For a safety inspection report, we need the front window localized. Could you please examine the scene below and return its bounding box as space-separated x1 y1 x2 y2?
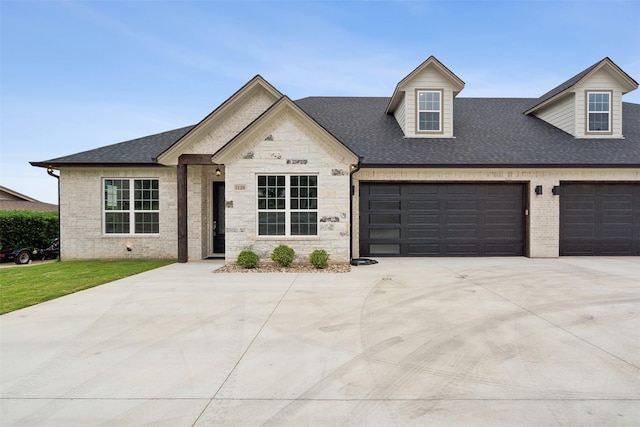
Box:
587 91 611 132
257 175 318 236
417 90 441 132
104 179 159 234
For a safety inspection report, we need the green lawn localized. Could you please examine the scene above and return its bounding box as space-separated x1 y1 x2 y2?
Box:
0 259 176 314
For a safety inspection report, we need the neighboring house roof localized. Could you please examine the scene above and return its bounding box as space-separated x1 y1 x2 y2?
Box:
524 57 639 115
0 185 39 202
0 186 58 212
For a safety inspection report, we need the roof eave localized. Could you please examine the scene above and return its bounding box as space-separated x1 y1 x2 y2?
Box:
30 161 166 169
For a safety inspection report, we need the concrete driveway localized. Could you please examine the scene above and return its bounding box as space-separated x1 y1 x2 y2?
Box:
1 257 639 426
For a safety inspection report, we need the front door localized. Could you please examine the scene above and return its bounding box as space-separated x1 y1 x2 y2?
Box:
213 182 225 254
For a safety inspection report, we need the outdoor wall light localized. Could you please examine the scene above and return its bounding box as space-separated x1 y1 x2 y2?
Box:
535 185 543 195
552 186 560 196
46 165 59 179
126 244 132 252
215 167 222 177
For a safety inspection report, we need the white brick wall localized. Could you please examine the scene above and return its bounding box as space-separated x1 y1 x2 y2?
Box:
224 114 353 264
353 167 640 258
59 167 178 260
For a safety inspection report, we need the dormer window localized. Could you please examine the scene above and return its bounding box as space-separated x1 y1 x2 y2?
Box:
587 91 611 133
417 90 442 132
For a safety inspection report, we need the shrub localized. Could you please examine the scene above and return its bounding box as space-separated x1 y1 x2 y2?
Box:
309 249 329 269
236 250 260 268
0 210 59 250
270 244 295 267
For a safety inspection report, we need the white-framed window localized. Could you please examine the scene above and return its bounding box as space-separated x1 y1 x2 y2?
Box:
417 90 442 132
587 91 611 132
104 178 159 234
257 175 318 236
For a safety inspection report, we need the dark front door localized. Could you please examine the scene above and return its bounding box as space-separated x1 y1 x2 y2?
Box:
213 182 225 254
360 183 526 257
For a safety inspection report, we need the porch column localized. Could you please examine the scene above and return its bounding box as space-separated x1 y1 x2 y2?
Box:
177 163 188 262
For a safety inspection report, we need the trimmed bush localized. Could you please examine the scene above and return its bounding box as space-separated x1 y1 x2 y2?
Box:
309 249 329 269
0 210 58 250
270 244 295 267
236 250 259 268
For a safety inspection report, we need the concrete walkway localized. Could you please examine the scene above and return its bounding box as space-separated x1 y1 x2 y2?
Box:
1 257 639 426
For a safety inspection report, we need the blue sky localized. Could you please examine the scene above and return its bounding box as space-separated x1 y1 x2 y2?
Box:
1 0 639 204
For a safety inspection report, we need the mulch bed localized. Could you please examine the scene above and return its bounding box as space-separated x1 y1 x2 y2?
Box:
214 263 351 273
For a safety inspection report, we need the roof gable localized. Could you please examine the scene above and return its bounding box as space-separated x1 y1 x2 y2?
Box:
525 57 638 115
212 96 358 165
386 56 465 114
0 185 38 202
156 75 282 165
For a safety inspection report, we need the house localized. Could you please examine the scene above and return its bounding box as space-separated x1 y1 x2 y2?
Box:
0 185 58 213
31 56 640 262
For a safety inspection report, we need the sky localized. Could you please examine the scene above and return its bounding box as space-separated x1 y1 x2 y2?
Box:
1 0 639 204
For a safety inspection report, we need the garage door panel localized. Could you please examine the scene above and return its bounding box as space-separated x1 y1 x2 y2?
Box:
369 229 400 239
361 183 525 257
369 200 400 210
369 244 401 255
560 183 640 256
370 214 400 224
407 228 439 239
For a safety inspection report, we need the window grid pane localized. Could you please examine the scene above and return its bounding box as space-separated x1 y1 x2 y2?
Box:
290 175 317 211
258 175 286 212
291 212 318 236
135 212 159 234
104 179 130 211
258 212 285 235
105 212 130 234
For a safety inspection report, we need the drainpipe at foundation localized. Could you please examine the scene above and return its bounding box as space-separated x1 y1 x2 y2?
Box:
349 161 360 263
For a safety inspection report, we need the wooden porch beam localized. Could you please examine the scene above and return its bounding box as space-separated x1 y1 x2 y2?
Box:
177 164 188 263
178 154 213 165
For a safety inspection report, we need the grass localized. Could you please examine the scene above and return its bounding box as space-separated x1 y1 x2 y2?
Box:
0 259 176 315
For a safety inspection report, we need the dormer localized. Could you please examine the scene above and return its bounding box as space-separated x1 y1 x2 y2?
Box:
386 56 464 138
524 58 638 139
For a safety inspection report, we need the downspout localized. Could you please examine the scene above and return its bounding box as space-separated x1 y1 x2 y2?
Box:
47 165 61 261
349 161 361 263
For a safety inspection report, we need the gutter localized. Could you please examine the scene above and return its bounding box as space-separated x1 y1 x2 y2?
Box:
46 165 61 261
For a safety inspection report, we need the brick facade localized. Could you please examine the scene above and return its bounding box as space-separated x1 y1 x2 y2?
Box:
223 113 353 264
59 167 178 260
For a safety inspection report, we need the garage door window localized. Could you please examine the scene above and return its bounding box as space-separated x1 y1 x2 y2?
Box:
257 175 317 236
104 179 159 234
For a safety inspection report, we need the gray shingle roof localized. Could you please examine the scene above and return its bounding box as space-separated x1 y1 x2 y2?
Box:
294 97 640 167
31 125 195 167
33 98 640 168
